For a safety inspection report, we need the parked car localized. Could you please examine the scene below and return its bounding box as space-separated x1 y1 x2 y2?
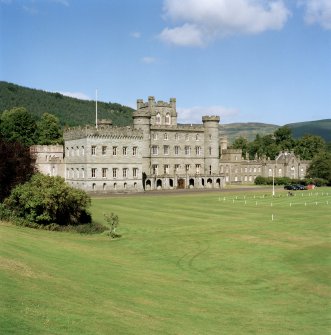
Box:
284 184 306 190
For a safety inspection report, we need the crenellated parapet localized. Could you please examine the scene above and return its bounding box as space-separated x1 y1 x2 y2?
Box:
64 125 143 141
202 116 220 123
150 124 204 132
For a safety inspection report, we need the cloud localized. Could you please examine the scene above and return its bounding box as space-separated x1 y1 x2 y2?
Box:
159 0 290 46
131 32 141 38
60 91 91 100
141 56 157 64
177 105 240 123
299 0 331 29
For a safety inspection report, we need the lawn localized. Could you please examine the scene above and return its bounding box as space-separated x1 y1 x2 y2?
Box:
1 188 330 334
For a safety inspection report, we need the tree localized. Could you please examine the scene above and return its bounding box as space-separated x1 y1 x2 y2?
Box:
36 113 63 145
274 126 295 151
306 151 331 184
295 135 326 160
0 139 35 202
0 107 37 146
4 173 92 226
231 136 249 158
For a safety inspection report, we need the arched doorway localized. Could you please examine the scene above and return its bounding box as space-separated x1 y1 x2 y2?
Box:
189 178 195 188
216 178 220 188
169 179 174 188
207 178 212 188
156 179 162 189
177 178 185 189
146 179 151 190
201 178 205 187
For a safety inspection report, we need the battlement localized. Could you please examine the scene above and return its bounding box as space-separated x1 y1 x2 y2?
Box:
136 96 176 111
202 116 220 123
150 124 204 132
63 125 143 141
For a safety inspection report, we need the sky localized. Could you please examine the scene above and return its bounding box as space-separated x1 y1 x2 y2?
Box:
1 0 330 125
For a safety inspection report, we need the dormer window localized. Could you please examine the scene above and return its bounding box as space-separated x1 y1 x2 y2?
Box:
156 113 161 125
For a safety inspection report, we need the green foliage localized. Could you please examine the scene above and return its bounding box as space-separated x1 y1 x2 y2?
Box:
0 107 37 145
306 151 331 184
4 173 92 226
104 212 121 238
0 139 36 202
230 136 248 157
36 113 63 145
254 176 292 185
294 134 326 160
0 81 134 127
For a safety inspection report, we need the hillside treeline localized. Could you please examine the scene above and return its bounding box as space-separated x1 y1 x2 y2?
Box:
0 81 133 127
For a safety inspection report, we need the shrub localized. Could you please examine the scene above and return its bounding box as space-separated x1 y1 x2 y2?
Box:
4 173 92 226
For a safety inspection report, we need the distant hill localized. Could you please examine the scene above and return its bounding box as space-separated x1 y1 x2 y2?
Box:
221 119 331 144
285 119 331 142
0 81 134 127
221 123 279 143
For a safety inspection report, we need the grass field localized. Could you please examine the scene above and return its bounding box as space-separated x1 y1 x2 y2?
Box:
1 188 330 334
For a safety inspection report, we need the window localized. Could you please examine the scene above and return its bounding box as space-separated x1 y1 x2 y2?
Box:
152 133 158 140
164 133 168 140
196 164 201 174
175 133 179 140
76 146 80 156
112 168 118 178
209 134 212 140
71 168 74 178
175 164 180 173
174 146 180 155
66 168 69 178
156 112 161 124
91 146 96 156
133 147 137 156
91 168 96 178
165 113 171 125
185 146 191 155
81 146 85 156
66 147 69 157
164 145 169 155
268 168 272 177
164 164 169 174
185 134 189 141
209 147 212 155
71 147 74 156
123 147 127 156
152 164 158 175
185 164 190 172
209 165 212 175
123 168 128 178
196 134 199 141
195 146 201 156
133 168 138 178
76 168 79 178
151 145 159 155
102 168 107 178
102 146 107 155
81 168 85 178
113 146 117 156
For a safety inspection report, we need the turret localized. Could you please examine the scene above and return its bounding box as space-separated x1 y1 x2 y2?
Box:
203 116 220 175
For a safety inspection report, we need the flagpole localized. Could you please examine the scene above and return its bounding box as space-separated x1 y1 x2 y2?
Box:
95 89 98 129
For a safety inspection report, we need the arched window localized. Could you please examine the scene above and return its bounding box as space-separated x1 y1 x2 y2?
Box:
156 113 161 125
165 113 171 125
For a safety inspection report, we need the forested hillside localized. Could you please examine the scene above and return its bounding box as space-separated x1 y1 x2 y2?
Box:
0 82 133 127
285 119 331 142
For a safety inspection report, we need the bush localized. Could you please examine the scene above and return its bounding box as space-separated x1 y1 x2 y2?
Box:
4 173 92 227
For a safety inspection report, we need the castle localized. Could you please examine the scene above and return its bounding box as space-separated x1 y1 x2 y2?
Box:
31 97 310 193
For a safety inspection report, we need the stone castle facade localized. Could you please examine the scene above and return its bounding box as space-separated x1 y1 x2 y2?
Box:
31 97 310 193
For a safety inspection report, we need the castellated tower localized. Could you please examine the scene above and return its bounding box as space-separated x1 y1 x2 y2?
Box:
202 116 220 175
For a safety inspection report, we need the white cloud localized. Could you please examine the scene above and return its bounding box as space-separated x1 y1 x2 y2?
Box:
60 91 91 100
300 0 331 29
178 105 239 123
141 56 157 64
51 0 69 6
131 32 141 38
159 0 290 46
159 23 205 46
